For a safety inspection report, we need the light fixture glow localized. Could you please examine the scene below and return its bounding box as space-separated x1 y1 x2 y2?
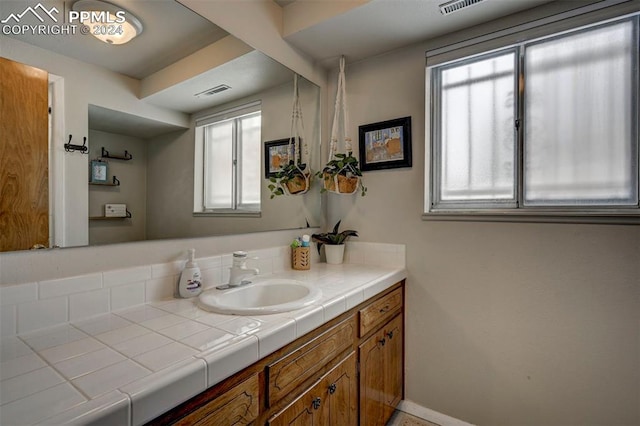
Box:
72 0 143 45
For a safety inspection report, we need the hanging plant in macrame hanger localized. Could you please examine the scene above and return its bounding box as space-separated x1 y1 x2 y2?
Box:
269 73 312 198
317 56 366 196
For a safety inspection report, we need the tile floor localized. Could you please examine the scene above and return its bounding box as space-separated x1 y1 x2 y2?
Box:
387 410 441 426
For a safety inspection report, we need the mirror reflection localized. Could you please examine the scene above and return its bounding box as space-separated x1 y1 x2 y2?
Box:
0 0 321 252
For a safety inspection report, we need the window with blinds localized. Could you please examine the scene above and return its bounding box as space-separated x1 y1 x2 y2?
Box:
194 102 261 214
428 14 639 217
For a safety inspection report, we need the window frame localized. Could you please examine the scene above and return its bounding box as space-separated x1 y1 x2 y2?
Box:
193 102 262 217
425 13 640 224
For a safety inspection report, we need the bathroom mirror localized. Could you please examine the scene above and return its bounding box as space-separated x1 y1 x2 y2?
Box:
0 0 321 252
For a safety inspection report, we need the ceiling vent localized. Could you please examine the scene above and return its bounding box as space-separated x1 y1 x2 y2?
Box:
195 84 231 97
439 0 486 15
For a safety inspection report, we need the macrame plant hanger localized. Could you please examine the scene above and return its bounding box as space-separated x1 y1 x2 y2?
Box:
326 56 359 194
282 73 311 195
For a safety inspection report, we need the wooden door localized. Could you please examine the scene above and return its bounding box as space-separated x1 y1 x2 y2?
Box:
383 315 403 421
323 351 357 426
0 57 49 252
359 328 386 426
360 314 404 426
268 379 323 426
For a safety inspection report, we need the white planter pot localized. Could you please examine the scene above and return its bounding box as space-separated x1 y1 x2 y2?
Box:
324 244 345 265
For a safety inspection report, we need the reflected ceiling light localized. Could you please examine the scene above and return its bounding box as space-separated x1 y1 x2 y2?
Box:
72 0 143 45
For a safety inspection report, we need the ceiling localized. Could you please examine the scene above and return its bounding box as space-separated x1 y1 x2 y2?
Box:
1 0 555 133
280 0 553 67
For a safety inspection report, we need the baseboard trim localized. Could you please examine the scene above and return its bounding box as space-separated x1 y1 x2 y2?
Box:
397 400 476 426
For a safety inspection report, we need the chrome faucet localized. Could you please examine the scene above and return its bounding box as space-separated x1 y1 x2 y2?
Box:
224 251 259 288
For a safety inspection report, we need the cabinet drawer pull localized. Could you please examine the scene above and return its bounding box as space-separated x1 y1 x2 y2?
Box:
312 397 322 410
379 338 386 346
379 305 389 313
328 383 337 394
387 331 394 339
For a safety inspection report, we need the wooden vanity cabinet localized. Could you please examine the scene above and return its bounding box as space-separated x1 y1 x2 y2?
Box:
149 280 404 426
359 314 403 426
268 351 357 426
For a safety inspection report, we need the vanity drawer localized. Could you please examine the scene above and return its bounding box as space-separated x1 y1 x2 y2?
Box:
173 374 259 426
359 287 402 337
266 316 356 406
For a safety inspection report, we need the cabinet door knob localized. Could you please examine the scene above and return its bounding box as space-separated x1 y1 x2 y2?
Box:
312 397 321 409
386 331 394 339
328 383 337 394
379 338 386 346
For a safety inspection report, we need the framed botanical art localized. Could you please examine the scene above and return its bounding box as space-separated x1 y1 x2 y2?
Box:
358 116 412 171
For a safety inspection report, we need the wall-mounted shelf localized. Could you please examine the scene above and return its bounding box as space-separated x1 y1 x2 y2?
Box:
89 210 132 220
89 176 120 186
101 147 132 161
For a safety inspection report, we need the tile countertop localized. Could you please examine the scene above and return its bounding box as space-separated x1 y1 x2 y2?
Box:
0 263 407 426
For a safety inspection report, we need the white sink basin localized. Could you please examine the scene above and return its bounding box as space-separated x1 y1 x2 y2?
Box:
197 279 322 315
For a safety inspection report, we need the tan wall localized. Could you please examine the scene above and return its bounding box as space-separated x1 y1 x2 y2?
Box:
326 6 640 425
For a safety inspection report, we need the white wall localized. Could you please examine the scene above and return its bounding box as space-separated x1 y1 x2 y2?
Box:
326 4 640 425
146 78 322 239
0 37 189 248
88 130 148 245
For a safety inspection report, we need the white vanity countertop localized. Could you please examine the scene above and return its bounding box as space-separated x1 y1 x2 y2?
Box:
0 263 406 426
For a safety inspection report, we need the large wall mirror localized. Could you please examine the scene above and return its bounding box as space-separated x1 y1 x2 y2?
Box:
0 0 321 252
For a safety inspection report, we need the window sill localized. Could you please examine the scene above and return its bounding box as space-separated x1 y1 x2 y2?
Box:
422 210 640 225
193 211 261 218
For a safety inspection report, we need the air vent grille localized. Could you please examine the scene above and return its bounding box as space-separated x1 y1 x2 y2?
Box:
195 84 231 97
439 0 486 15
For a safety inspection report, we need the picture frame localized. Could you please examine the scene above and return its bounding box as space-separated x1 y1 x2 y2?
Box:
358 116 412 171
90 160 108 183
264 138 302 178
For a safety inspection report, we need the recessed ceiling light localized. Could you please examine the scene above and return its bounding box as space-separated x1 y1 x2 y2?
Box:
72 0 143 45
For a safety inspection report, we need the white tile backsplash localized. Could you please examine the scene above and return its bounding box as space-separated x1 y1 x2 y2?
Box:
103 266 152 287
110 282 146 311
39 273 102 299
0 282 37 306
145 276 176 302
0 242 404 340
69 289 110 321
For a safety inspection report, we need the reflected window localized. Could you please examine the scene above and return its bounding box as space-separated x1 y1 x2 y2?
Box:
194 102 261 213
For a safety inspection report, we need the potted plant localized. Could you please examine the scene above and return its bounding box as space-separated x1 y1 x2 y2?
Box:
311 220 358 264
268 161 311 198
317 152 367 196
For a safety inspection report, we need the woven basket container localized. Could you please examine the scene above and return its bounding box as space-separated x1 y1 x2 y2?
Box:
322 173 359 195
292 247 311 270
284 174 310 195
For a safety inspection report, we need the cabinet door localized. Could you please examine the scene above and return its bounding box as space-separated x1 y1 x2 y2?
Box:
269 353 357 426
359 314 403 426
323 351 357 426
382 315 403 421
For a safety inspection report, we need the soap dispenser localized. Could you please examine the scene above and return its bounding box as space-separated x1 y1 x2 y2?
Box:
178 249 202 298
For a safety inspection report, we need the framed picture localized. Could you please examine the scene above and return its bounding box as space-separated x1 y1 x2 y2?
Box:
358 116 412 171
90 160 108 183
264 138 302 178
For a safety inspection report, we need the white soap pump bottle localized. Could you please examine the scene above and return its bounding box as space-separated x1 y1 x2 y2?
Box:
178 249 202 298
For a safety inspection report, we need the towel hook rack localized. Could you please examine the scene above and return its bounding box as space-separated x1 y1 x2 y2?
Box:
64 135 88 154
